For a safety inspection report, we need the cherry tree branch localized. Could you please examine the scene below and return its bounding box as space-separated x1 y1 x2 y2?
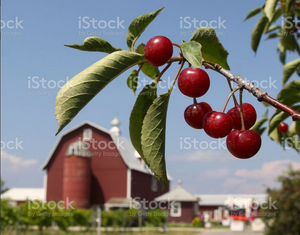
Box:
203 62 300 121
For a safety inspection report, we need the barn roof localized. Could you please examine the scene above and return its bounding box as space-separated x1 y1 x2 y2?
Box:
155 180 198 202
41 120 169 177
1 188 46 201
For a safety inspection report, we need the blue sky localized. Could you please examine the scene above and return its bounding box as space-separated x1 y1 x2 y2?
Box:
1 0 300 194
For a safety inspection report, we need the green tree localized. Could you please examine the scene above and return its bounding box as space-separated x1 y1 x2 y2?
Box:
246 0 300 152
261 165 300 235
0 198 18 231
1 180 9 194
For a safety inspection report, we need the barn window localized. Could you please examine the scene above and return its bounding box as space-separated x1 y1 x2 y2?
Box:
151 177 158 192
170 202 181 217
83 128 92 140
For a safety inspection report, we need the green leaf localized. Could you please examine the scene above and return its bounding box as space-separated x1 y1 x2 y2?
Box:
265 32 281 40
127 7 164 51
282 59 300 84
251 15 269 53
294 121 300 139
181 41 203 68
277 80 300 105
141 63 160 79
190 27 230 70
285 0 296 14
129 83 157 163
280 19 300 53
264 0 279 22
55 51 145 135
294 7 300 17
278 40 286 64
268 105 300 135
64 36 122 53
265 25 281 33
135 43 145 54
289 121 300 138
250 111 268 135
271 7 283 23
135 43 160 79
244 7 263 21
141 91 171 186
268 110 290 135
127 69 139 94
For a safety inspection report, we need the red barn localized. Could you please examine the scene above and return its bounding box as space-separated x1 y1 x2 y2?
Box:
41 118 170 209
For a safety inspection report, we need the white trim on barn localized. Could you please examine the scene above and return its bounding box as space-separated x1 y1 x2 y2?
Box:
127 168 131 199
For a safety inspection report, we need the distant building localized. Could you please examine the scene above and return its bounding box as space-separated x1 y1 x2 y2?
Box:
0 188 45 206
155 180 199 223
41 118 170 209
196 194 268 221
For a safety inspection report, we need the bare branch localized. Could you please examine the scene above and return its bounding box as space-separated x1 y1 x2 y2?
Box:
203 62 300 121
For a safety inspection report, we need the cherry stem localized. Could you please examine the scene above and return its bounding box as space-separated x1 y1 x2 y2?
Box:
221 85 241 113
239 88 246 131
169 59 186 92
226 77 238 106
172 43 182 50
193 97 197 104
203 62 300 121
155 62 172 84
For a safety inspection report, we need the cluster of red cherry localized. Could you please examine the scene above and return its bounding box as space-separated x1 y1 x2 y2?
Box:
143 35 288 159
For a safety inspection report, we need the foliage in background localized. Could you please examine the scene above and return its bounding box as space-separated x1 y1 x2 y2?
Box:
246 0 300 152
1 180 9 194
145 209 167 227
0 199 18 231
191 217 203 227
0 201 168 233
261 165 300 235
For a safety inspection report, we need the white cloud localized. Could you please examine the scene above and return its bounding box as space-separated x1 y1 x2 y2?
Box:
221 160 300 193
235 160 300 180
1 150 43 188
1 150 37 171
201 168 231 178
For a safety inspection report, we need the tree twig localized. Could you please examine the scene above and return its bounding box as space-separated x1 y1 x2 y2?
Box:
203 62 300 121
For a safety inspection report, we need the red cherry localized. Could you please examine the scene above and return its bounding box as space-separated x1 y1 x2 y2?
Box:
177 68 210 98
278 122 288 133
184 102 212 129
203 111 233 138
144 36 173 67
226 130 261 159
227 103 257 130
